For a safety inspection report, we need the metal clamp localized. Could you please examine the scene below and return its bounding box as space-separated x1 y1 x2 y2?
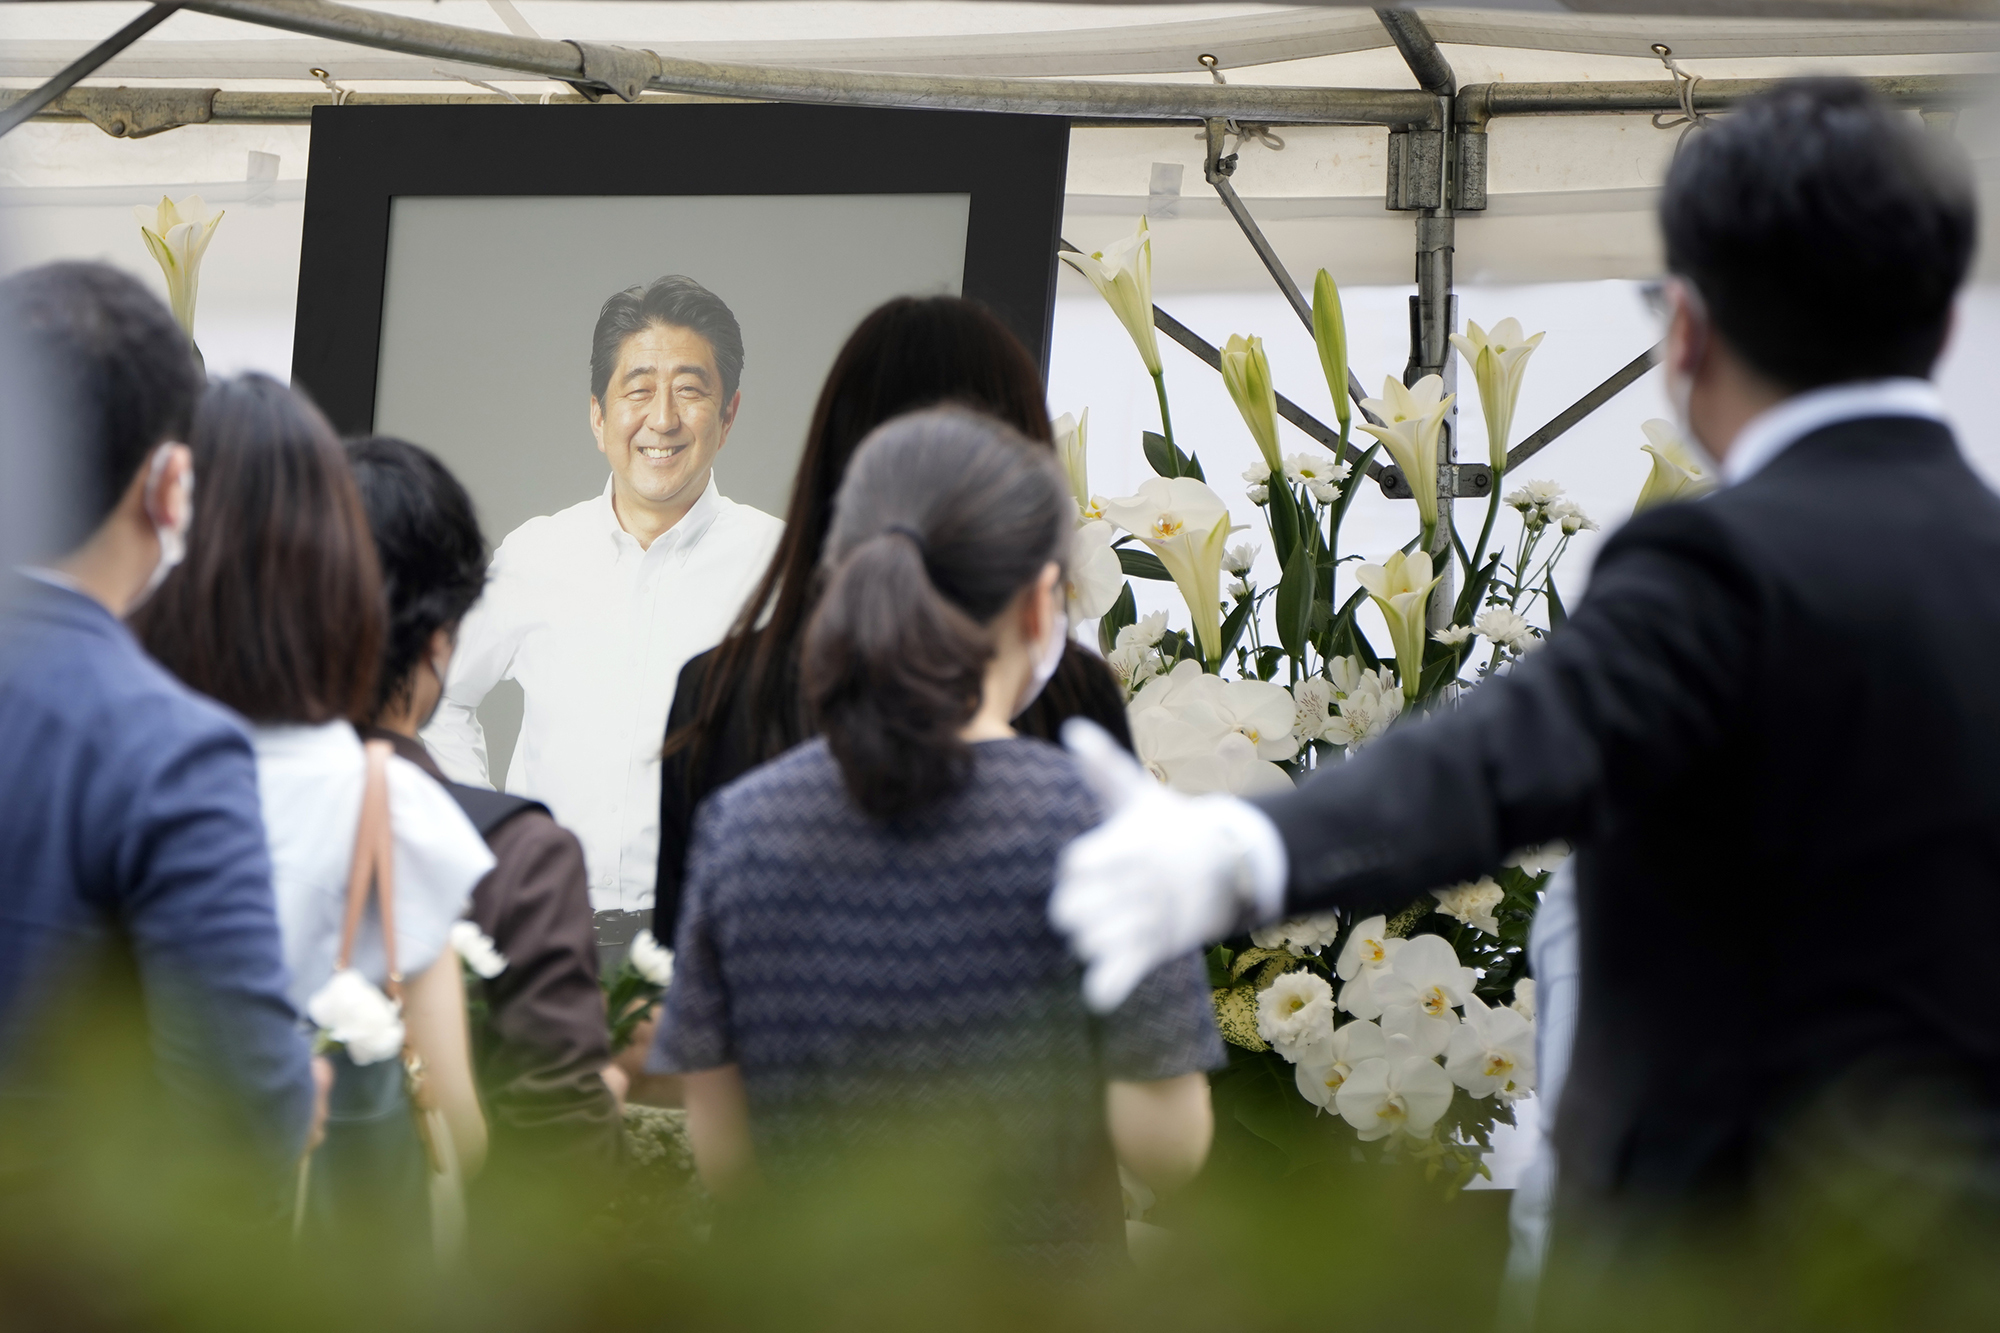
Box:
62 86 217 138
1378 463 1493 502
563 40 661 104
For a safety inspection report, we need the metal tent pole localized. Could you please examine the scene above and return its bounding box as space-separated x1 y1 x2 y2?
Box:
0 3 182 141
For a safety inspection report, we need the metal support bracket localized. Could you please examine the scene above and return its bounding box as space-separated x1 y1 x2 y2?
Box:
562 40 661 104
0 2 183 141
58 86 218 138
1378 463 1492 502
1385 122 1446 211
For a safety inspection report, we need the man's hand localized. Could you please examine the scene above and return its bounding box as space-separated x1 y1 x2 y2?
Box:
1051 720 1288 1012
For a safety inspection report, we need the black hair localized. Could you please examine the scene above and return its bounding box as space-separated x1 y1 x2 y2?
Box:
804 407 1070 823
666 295 1055 773
1660 78 1976 390
132 376 383 726
589 275 745 406
0 262 199 545
345 435 488 721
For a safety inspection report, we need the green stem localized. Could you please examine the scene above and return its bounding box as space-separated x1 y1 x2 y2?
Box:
1151 370 1176 453
1466 486 1503 587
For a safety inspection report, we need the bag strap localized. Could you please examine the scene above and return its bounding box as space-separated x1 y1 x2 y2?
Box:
336 739 403 1002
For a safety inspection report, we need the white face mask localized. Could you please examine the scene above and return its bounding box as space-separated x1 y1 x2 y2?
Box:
133 445 193 608
1010 599 1068 721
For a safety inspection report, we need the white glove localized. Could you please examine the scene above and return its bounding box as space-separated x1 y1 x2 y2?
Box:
1052 719 1289 1013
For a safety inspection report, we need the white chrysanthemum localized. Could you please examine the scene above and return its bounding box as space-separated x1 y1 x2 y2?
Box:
1432 624 1472 646
450 920 507 979
1116 611 1168 650
1295 1019 1386 1110
1505 841 1571 878
1223 542 1259 576
1245 482 1269 505
1432 878 1504 936
1255 970 1336 1062
1511 977 1537 1021
1227 577 1251 600
1548 498 1599 535
307 968 405 1066
628 930 675 988
1446 996 1537 1100
1241 461 1271 484
1282 451 1350 503
1474 606 1536 650
1250 913 1343 958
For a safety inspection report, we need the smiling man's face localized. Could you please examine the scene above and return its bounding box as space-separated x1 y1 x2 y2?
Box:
590 322 739 523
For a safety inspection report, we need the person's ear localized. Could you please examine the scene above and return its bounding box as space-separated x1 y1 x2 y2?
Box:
717 390 741 443
589 395 608 457
1664 278 1707 386
426 624 457 683
1020 561 1061 642
141 443 193 531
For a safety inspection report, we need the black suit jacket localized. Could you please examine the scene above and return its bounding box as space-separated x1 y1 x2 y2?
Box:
1255 416 2000 1217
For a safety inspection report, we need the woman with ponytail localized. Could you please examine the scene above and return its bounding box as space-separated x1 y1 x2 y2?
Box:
652 409 1221 1261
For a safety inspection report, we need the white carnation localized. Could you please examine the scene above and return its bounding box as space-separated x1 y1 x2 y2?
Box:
306 968 405 1066
628 930 675 988
1255 970 1336 1062
1431 877 1505 936
449 920 507 979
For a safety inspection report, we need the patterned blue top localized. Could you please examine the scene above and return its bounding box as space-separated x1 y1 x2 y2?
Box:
655 735 1223 1259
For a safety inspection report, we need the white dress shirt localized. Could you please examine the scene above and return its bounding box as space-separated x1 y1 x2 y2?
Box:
253 721 495 1014
1721 376 1947 487
422 474 784 914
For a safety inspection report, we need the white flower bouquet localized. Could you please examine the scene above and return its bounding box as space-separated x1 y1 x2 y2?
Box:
603 929 675 1053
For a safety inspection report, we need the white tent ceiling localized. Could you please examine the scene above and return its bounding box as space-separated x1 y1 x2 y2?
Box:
2 2 1995 287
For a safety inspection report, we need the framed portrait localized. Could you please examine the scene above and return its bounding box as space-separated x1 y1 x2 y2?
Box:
291 103 1068 787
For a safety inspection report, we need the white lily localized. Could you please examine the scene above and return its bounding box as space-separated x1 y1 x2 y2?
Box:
1295 1018 1386 1109
1357 374 1454 541
1446 995 1537 1099
1220 334 1283 475
1634 419 1716 513
1372 934 1477 1058
1312 269 1352 435
1099 477 1239 665
1062 217 1161 375
1067 519 1124 622
1450 317 1545 473
1053 410 1101 521
134 194 224 346
628 930 675 988
449 920 507 979
1335 1031 1455 1141
1431 877 1505 936
1256 969 1336 1061
306 968 405 1066
1355 549 1444 702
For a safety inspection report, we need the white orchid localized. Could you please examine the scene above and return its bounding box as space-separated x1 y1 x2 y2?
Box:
628 930 675 987
1372 934 1476 1058
1250 913 1342 957
1220 334 1283 475
134 194 224 346
1216 677 1298 762
1511 977 1538 1022
1067 519 1125 622
1356 549 1444 701
306 968 405 1066
1099 477 1240 665
1053 410 1100 520
1474 606 1535 652
1223 542 1259 577
1505 841 1571 877
1295 1018 1386 1109
1255 969 1336 1061
1357 374 1454 541
1129 666 1292 797
1334 1031 1455 1142
449 920 507 979
1432 878 1505 936
1335 914 1402 982
1634 419 1715 513
1446 995 1537 1100
1450 317 1545 473
1282 451 1350 504
1063 218 1161 375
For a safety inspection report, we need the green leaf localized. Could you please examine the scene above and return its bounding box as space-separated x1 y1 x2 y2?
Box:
1275 541 1316 660
1268 473 1302 570
1254 646 1283 681
1117 548 1172 581
1546 575 1568 629
1179 449 1206 483
1219 596 1255 664
1454 552 1504 627
1326 586 1380 669
1097 580 1136 655
1142 430 1179 479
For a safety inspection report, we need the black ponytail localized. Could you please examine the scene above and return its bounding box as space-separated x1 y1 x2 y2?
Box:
804 408 1069 822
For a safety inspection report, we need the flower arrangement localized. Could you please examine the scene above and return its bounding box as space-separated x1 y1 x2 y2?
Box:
1060 218 1685 1185
604 929 675 1053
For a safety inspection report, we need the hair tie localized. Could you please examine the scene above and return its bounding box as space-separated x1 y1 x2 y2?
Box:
882 523 928 557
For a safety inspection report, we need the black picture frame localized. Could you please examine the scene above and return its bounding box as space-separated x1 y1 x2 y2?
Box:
291 103 1070 433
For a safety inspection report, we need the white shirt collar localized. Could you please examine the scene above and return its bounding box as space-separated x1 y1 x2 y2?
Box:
1722 378 1947 487
595 472 726 555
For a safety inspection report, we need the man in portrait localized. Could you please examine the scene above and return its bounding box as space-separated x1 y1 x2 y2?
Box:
424 275 784 951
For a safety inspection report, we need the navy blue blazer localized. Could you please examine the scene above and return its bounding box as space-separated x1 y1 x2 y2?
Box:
0 574 313 1162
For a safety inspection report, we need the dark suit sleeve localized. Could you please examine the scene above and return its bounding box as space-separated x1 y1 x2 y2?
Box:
1256 503 1760 914
654 651 711 945
469 812 620 1169
115 719 315 1165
